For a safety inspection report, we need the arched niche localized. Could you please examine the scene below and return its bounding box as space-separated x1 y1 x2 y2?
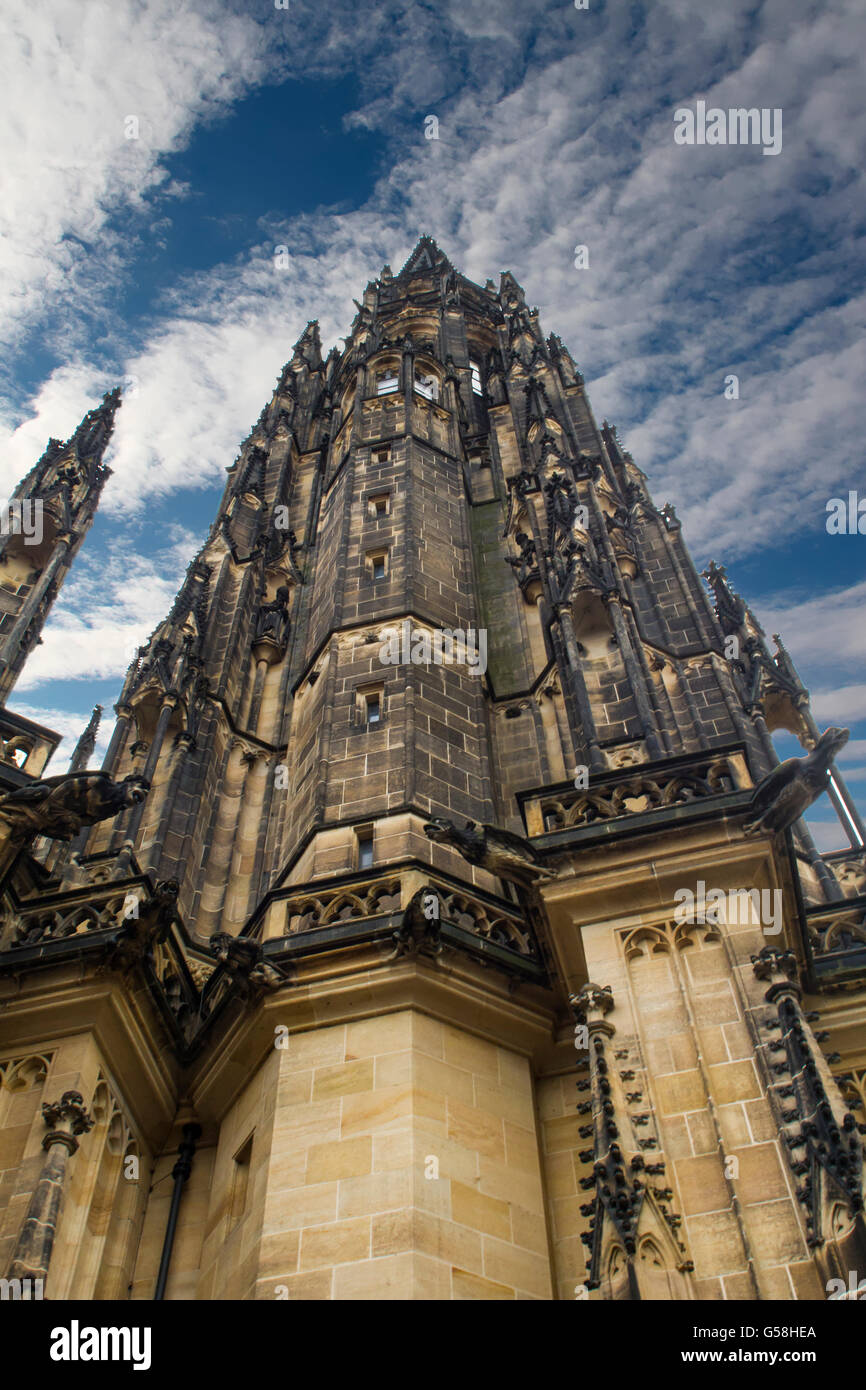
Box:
131 687 185 748
763 690 810 743
573 592 616 660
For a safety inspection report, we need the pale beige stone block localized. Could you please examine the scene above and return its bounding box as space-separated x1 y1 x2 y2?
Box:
716 1103 753 1150
372 1130 414 1173
275 1068 313 1106
332 1252 414 1300
442 1027 500 1080
452 1266 514 1300
539 1113 582 1154
299 1216 371 1270
341 1084 413 1138
731 1143 789 1202
273 1100 342 1151
374 1051 412 1088
477 1157 545 1214
482 1234 551 1298
410 1012 445 1059
510 1205 548 1257
502 1120 541 1174
496 1047 532 1096
306 1136 373 1183
743 1100 779 1142
473 1078 533 1125
655 1070 706 1116
413 1253 454 1300
744 1200 808 1265
257 1229 301 1280
345 1012 412 1059
414 1054 474 1105
337 1168 412 1219
543 1150 577 1199
446 1098 506 1163
263 1181 338 1233
685 1209 749 1276
287 1027 346 1068
450 1180 511 1240
673 1154 730 1215
274 1268 335 1300
708 1061 760 1104
312 1059 375 1100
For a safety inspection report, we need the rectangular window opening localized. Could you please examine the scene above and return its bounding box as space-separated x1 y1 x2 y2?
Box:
368 494 390 518
470 361 483 396
367 549 388 580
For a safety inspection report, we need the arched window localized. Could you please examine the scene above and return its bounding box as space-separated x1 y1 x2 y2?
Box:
375 367 399 396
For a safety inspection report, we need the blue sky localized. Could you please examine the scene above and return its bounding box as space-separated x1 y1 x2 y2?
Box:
0 0 863 849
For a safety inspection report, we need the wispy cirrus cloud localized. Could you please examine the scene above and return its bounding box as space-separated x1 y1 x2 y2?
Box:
0 0 277 363
9 528 198 692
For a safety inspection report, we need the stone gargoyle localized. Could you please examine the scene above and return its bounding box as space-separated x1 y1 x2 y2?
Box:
423 817 555 888
0 771 148 847
744 727 850 837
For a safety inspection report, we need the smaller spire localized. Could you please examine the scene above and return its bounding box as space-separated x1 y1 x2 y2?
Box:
701 561 746 634
499 270 526 305
70 387 122 467
397 235 451 280
291 322 323 369
69 705 102 772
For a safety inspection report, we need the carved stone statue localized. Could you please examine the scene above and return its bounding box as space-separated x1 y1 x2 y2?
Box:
253 586 290 647
744 727 850 837
208 932 284 998
545 473 575 534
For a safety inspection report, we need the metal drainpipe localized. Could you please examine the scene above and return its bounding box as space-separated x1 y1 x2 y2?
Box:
153 1122 202 1301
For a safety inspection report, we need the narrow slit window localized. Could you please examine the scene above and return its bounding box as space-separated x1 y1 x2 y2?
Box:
367 550 388 580
365 693 381 726
229 1133 254 1232
470 361 483 396
357 828 374 869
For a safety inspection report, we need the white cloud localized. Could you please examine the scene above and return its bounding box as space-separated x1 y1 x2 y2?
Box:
751 580 866 679
0 0 273 363
811 684 866 725
10 529 198 691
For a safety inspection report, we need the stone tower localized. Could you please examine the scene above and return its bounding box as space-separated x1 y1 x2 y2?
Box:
0 240 864 1302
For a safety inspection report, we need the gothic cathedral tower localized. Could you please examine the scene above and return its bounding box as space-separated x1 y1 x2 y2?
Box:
0 241 864 1302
